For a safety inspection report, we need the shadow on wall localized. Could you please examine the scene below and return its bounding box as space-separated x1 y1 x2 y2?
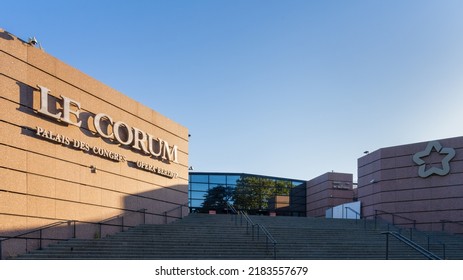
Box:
1 32 189 259
0 185 188 260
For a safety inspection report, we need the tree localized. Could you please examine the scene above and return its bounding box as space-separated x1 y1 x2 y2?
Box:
233 175 292 211
201 185 233 210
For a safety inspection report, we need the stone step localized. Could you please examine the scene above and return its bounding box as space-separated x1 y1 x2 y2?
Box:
14 213 463 260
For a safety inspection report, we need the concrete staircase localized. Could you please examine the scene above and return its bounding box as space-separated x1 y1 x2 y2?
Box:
391 227 463 260
250 215 463 259
13 214 463 259
14 214 272 260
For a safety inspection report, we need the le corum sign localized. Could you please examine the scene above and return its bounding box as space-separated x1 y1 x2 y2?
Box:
33 85 179 178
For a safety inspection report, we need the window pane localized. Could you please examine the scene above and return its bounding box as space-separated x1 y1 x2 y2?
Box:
208 183 227 190
190 199 203 208
226 175 240 185
190 191 207 200
189 183 209 192
189 174 209 183
209 175 226 184
292 180 305 187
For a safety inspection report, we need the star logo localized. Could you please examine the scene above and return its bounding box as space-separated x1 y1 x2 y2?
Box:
412 141 456 178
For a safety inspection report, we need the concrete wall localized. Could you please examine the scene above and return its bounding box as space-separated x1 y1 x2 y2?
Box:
0 29 188 257
358 136 463 233
306 172 354 217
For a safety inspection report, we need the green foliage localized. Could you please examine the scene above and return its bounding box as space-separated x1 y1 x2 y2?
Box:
201 185 233 210
199 175 295 212
233 176 292 210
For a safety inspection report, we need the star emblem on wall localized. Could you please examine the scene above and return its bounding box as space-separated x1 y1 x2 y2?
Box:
412 141 456 178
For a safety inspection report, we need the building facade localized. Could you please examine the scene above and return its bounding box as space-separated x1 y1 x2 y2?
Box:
3 26 463 260
188 172 356 219
358 136 463 233
306 172 355 218
0 29 189 258
189 172 306 216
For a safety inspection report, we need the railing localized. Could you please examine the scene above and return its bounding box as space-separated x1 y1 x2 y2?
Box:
227 203 238 215
440 220 463 234
163 203 189 224
425 235 446 259
372 210 451 259
381 231 442 260
96 208 147 236
389 226 446 258
254 223 277 258
344 207 360 220
0 220 75 259
344 207 370 229
0 208 147 259
227 203 277 259
375 210 416 229
242 211 256 237
372 217 448 259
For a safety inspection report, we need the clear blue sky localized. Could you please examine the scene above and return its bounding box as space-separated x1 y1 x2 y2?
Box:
3 0 463 181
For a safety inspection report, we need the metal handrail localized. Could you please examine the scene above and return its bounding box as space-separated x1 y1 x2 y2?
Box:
344 206 368 228
164 203 188 215
94 208 147 237
440 219 463 233
369 212 448 259
163 203 188 224
344 206 361 219
227 202 238 214
240 211 254 234
226 203 277 259
239 211 277 259
0 208 147 259
382 231 442 260
0 220 74 258
226 202 239 223
352 210 444 259
0 220 124 259
426 234 446 259
375 210 416 228
254 223 277 258
381 224 446 259
99 208 146 224
0 221 72 243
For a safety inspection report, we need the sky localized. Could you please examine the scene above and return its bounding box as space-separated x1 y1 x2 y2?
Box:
3 0 463 181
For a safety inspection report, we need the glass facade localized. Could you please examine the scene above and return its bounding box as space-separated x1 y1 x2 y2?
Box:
189 172 306 216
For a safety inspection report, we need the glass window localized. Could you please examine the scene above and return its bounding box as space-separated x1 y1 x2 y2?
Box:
189 199 203 208
190 191 207 200
189 183 209 192
209 175 226 184
226 175 240 185
189 172 307 216
292 180 305 187
189 174 209 183
208 183 228 190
